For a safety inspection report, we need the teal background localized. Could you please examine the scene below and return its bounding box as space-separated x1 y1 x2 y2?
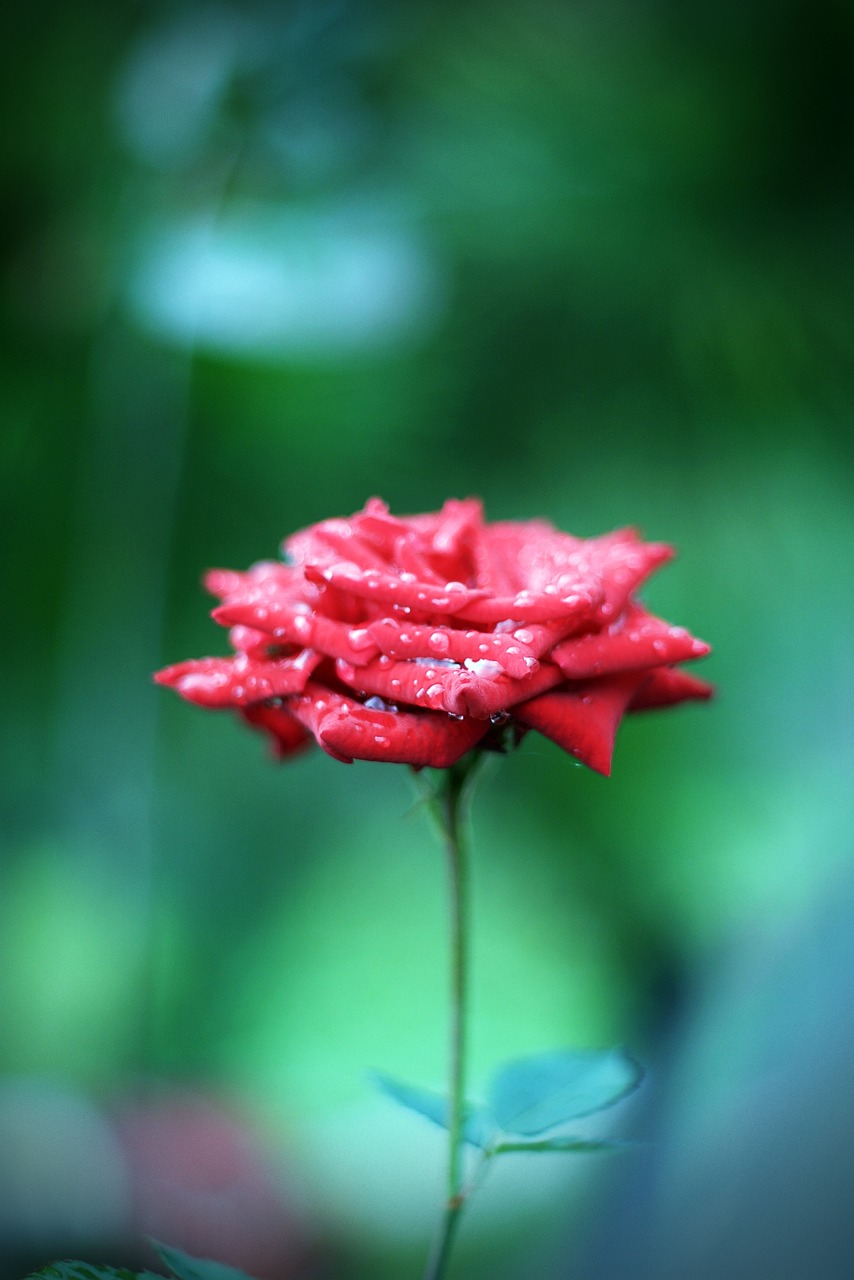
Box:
2 3 853 1278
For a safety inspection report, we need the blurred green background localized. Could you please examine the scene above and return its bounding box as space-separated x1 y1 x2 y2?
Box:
2 1 853 1277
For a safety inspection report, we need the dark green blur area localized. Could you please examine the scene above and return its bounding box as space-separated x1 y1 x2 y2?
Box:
2 1 853 1277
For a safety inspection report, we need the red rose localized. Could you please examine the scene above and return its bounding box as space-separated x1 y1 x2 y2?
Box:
156 498 711 773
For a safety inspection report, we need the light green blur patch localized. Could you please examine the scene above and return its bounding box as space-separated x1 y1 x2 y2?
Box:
0 842 148 1081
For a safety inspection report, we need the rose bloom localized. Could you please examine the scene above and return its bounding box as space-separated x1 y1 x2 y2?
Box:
156 498 711 773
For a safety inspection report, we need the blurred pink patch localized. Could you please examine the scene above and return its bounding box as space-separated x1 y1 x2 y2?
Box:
113 1091 313 1280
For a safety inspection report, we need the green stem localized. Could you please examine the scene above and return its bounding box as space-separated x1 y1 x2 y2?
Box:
419 756 485 1280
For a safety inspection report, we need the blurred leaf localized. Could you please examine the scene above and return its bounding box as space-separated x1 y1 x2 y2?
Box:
27 1267 158 1280
371 1071 496 1148
27 1248 259 1280
489 1048 643 1136
153 1244 258 1280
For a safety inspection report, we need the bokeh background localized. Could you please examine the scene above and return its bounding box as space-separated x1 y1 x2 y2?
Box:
3 2 853 1278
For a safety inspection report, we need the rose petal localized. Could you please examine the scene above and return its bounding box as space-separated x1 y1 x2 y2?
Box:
304 564 487 614
441 659 565 719
288 680 490 766
240 703 313 758
454 585 602 625
154 650 321 707
205 561 299 600
587 534 674 621
214 602 380 666
628 666 715 710
334 653 564 720
318 704 490 768
552 606 710 679
513 673 648 775
368 618 537 679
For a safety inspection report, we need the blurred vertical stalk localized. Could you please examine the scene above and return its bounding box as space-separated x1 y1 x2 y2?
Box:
52 314 193 1072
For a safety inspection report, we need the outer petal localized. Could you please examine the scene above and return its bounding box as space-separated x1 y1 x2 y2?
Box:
240 703 313 758
204 561 300 600
213 602 380 666
318 704 490 767
288 680 490 766
586 532 674 621
441 659 565 719
513 673 648 775
154 650 321 707
552 606 710 679
628 666 715 710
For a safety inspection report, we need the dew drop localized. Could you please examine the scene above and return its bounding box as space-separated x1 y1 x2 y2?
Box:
364 695 397 713
374 735 390 748
430 631 450 654
464 658 503 679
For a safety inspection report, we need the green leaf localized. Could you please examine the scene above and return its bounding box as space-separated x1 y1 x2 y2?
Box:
371 1071 496 1149
27 1247 259 1280
27 1267 152 1280
489 1047 643 1136
152 1244 259 1280
493 1135 632 1154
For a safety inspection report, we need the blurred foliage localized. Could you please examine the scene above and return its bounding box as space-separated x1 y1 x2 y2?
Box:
2 1 853 1278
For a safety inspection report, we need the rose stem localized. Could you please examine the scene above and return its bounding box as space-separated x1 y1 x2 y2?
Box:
419 754 485 1280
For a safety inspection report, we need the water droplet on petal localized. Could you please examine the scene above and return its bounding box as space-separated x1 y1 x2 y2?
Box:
364 695 397 713
464 658 503 679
